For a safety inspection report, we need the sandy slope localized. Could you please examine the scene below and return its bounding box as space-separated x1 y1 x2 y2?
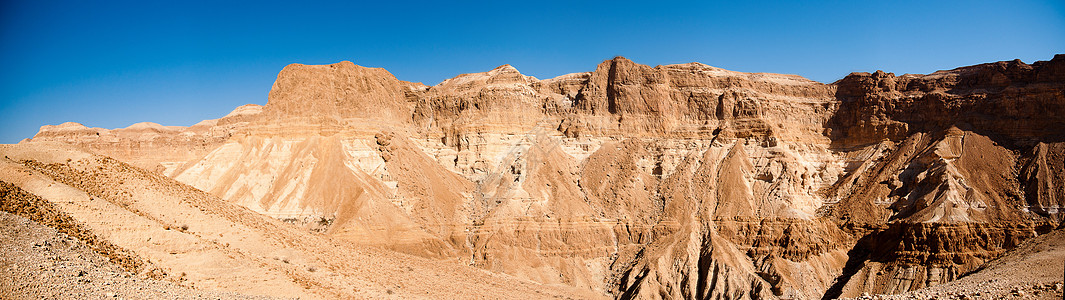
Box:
0 211 275 299
0 142 592 299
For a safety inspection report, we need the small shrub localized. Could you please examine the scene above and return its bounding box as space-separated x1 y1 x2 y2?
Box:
317 217 333 226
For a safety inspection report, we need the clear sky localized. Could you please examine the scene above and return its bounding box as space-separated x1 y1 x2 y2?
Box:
1 0 1063 143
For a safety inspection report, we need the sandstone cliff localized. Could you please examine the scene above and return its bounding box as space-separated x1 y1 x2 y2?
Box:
21 54 1065 299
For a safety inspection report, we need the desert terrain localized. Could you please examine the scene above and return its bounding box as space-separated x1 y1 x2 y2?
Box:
3 54 1064 299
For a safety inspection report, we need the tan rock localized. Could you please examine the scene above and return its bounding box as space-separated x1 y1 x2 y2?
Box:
16 54 1065 299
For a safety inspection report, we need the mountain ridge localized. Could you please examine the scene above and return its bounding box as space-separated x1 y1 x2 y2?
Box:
16 54 1065 299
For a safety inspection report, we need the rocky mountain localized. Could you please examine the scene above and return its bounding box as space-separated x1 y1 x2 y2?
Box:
0 143 586 299
16 54 1065 299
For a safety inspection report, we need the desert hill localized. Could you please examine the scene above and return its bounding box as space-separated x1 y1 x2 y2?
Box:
0 142 589 299
12 54 1065 299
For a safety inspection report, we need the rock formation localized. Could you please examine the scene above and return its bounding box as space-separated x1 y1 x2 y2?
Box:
17 54 1065 299
0 143 587 299
28 104 263 173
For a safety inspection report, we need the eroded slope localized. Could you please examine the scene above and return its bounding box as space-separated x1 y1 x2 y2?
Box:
21 54 1065 299
0 143 587 299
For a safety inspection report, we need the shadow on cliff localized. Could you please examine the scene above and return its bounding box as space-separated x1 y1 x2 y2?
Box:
824 54 1065 151
821 221 1049 299
820 226 890 299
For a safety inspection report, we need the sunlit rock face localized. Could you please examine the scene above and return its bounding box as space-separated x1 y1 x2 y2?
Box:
28 54 1065 299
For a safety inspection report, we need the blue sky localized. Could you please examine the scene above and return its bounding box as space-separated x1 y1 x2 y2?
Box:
1 0 1063 143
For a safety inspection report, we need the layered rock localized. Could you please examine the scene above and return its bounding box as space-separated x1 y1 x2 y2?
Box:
0 143 585 298
829 54 1065 147
818 55 1065 297
22 54 1065 299
27 104 262 173
263 61 423 125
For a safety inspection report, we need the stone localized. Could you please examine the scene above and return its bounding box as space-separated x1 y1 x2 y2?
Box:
17 54 1065 299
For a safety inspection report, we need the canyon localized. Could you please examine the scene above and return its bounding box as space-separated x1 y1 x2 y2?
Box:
5 54 1065 299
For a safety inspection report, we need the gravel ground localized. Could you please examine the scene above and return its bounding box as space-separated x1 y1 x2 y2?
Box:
0 211 280 300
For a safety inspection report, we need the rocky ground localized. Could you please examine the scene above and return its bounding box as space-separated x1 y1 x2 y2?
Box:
0 211 275 299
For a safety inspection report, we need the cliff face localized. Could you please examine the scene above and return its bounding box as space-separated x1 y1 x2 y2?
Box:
813 55 1065 297
830 55 1065 147
24 54 1065 299
264 61 423 124
558 57 836 143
